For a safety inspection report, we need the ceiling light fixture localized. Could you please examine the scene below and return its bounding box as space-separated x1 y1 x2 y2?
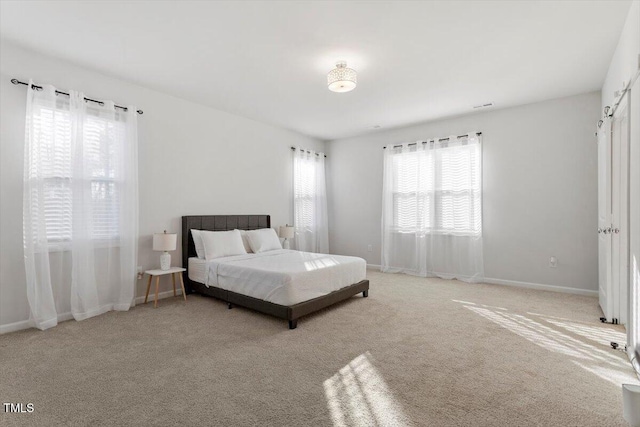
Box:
327 61 357 93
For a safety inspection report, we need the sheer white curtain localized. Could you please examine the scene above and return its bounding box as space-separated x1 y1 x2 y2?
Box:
23 81 138 330
381 134 483 282
293 147 329 253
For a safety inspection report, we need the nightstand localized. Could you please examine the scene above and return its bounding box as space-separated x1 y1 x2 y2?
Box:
144 267 187 308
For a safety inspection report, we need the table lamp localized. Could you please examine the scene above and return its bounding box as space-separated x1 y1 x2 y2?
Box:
153 230 177 270
279 225 294 249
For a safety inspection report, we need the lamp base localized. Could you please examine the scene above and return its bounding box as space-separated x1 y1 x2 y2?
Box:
160 252 171 270
283 238 290 250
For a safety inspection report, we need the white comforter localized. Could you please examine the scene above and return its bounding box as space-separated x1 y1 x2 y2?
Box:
193 249 366 306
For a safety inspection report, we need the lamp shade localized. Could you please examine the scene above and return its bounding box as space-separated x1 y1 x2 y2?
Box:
279 226 294 239
153 232 177 252
327 61 357 93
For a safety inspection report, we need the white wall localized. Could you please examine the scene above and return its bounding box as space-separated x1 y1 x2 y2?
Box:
0 41 324 330
602 0 639 110
327 92 601 294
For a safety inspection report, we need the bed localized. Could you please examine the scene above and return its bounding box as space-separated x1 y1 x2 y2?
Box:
182 215 369 329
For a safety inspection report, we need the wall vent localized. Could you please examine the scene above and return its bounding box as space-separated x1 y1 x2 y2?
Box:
473 103 494 109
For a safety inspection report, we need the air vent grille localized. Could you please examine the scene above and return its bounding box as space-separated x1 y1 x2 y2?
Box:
473 103 493 109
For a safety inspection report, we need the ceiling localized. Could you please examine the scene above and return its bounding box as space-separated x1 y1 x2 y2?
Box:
0 1 632 140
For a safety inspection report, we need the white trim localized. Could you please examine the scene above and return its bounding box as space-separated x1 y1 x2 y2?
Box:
0 311 73 335
133 289 183 305
1 291 183 335
483 277 598 297
0 319 32 334
368 267 597 296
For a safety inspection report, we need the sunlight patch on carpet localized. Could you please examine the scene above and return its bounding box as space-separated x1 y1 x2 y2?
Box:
456 301 639 388
323 352 411 427
542 319 626 347
572 361 639 387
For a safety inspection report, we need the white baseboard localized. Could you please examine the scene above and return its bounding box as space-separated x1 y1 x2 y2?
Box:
367 267 597 297
133 289 183 305
481 278 597 297
0 320 32 335
1 291 183 335
0 311 73 335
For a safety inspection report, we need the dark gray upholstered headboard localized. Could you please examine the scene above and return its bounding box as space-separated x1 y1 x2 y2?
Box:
181 215 271 268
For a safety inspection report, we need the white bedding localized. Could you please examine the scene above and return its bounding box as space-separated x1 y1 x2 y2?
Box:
188 249 366 306
188 257 209 284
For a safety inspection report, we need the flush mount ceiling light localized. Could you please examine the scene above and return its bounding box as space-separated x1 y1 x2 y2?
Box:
327 61 357 93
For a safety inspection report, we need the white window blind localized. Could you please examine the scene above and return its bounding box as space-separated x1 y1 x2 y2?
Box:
294 158 318 230
27 100 124 244
390 138 481 236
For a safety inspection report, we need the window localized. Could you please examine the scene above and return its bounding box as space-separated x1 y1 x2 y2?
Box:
28 100 124 244
292 148 329 253
390 139 481 236
293 157 317 230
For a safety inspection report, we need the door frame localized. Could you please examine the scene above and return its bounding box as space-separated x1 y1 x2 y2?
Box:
611 96 630 326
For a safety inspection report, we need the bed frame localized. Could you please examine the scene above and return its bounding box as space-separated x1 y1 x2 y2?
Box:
181 215 369 329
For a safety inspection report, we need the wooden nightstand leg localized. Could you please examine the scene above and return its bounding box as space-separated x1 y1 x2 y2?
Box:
179 273 187 302
172 273 177 297
144 275 152 304
154 276 160 308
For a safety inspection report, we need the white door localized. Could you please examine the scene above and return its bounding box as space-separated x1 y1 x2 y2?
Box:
598 117 613 320
612 99 630 326
628 79 640 364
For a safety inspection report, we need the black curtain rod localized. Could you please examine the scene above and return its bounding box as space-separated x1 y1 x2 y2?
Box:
383 132 482 149
291 147 327 158
11 79 143 115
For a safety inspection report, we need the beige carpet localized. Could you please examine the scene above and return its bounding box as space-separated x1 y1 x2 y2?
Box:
1 270 637 427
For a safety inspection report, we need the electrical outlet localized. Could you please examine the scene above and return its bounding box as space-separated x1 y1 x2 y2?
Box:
367 245 373 252
549 256 557 268
136 266 143 280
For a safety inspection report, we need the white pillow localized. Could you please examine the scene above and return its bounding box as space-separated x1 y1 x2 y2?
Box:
201 230 247 260
235 229 253 253
246 228 282 253
191 229 205 259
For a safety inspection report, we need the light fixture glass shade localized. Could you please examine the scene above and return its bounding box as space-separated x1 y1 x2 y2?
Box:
153 232 177 252
327 61 357 93
279 226 295 239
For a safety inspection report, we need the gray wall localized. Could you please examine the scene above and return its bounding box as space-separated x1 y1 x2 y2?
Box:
0 41 324 329
326 92 601 293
